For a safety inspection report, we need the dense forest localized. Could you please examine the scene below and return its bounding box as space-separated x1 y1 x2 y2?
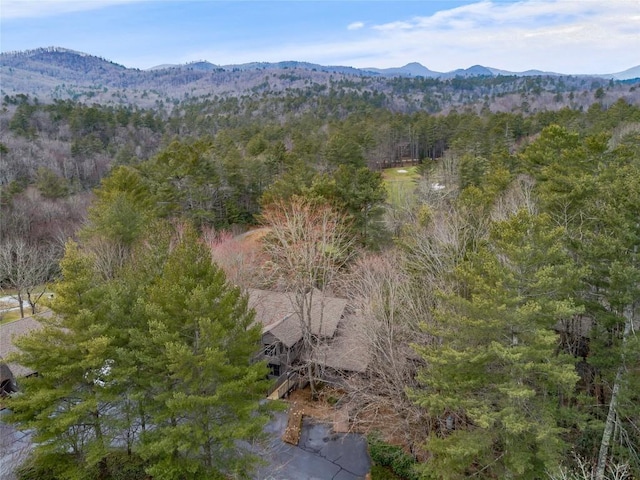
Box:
1 60 639 479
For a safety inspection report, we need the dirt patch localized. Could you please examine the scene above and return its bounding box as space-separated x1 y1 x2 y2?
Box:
286 387 337 422
235 226 270 246
333 407 350 433
283 386 357 436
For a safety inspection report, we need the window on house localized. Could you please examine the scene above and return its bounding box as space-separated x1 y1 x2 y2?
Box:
268 363 280 377
264 343 279 357
1 378 15 396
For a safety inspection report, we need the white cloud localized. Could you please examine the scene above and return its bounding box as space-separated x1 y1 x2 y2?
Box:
228 0 639 74
1 0 145 19
373 20 414 32
28 0 634 73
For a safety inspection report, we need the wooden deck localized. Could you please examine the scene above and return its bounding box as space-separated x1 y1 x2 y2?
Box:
267 371 300 400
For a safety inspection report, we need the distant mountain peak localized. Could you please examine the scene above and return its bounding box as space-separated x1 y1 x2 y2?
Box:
462 65 493 75
1 46 126 68
611 65 640 80
365 62 439 77
3 46 93 58
183 60 221 71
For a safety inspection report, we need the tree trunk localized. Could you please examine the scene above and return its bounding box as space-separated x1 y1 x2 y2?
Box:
307 362 317 399
94 409 110 480
17 292 25 318
595 303 634 480
26 290 40 315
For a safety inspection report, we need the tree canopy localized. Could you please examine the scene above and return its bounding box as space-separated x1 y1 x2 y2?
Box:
7 223 271 480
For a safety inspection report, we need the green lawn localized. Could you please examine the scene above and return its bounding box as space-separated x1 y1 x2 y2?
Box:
382 166 420 182
1 287 52 324
382 166 420 208
0 308 24 324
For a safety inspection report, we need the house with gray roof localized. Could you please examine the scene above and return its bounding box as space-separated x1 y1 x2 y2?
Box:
247 289 367 381
0 316 43 396
1 290 368 399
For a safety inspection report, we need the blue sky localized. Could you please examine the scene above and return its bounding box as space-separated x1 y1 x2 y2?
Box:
1 0 638 74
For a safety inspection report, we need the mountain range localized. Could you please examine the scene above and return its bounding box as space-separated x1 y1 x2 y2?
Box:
1 47 638 112
152 58 640 81
3 47 639 80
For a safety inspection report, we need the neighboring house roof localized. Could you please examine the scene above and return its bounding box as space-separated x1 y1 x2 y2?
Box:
0 315 44 380
1 290 360 382
247 289 348 348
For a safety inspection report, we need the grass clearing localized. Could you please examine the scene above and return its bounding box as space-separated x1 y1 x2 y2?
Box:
1 286 53 324
381 166 420 182
382 166 421 208
0 309 24 324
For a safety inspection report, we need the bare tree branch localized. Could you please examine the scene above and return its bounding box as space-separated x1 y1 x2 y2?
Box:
0 238 58 317
260 196 355 396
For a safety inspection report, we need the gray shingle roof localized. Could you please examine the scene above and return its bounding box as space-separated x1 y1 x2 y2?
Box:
307 313 371 373
0 315 44 379
247 289 347 348
266 314 302 348
248 289 295 329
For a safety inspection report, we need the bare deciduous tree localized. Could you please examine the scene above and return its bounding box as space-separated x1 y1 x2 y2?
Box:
0 239 58 317
82 235 130 281
341 252 430 450
260 196 355 396
202 227 270 289
491 173 537 221
548 453 631 480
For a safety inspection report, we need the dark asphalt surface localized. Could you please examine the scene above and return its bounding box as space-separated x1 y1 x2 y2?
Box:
1 409 371 480
254 412 371 480
0 409 33 480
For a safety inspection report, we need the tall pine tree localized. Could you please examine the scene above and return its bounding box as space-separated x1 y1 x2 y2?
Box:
8 223 271 479
132 225 270 479
8 241 117 479
411 211 583 479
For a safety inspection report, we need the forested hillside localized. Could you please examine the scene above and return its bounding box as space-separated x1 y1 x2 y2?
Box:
3 48 639 110
1 48 639 479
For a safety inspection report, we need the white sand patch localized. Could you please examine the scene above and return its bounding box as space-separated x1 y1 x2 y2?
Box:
397 169 408 173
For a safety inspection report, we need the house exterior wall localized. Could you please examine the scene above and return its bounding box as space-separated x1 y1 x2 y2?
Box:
261 332 304 378
0 363 17 396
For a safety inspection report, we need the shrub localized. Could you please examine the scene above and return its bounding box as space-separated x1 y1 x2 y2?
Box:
367 432 419 480
16 451 148 480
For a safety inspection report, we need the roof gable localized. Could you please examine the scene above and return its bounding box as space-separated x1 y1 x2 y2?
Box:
247 289 347 347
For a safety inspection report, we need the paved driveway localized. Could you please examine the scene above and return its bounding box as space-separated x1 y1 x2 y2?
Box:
0 409 33 480
254 412 371 480
1 409 371 480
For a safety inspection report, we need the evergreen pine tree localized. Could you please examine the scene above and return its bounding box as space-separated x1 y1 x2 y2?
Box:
411 211 583 479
